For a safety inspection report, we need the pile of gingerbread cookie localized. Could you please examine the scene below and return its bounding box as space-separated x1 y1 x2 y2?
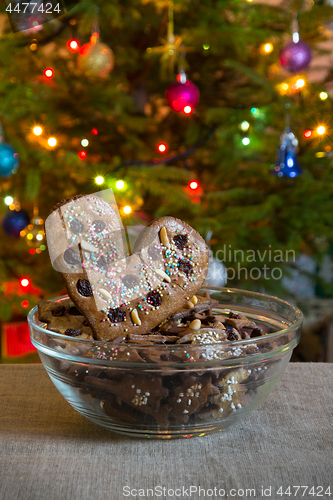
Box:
38 194 274 429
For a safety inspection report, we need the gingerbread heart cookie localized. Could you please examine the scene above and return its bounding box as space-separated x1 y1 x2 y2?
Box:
46 195 210 341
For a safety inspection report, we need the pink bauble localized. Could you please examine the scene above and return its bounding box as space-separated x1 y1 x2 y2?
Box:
279 39 312 73
166 80 200 113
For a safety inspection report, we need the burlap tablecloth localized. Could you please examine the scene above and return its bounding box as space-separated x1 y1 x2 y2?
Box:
0 363 332 500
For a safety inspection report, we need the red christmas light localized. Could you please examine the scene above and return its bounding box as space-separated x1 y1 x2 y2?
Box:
303 130 312 139
20 278 30 288
44 68 54 78
68 39 80 53
157 143 167 153
189 180 199 190
78 151 87 160
29 249 35 255
21 300 29 308
183 105 193 115
91 128 98 135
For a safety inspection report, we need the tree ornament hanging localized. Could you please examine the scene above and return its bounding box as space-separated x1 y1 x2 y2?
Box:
77 29 114 78
20 207 45 249
3 209 30 238
147 5 193 77
273 125 303 178
166 70 200 114
279 14 312 73
0 122 19 178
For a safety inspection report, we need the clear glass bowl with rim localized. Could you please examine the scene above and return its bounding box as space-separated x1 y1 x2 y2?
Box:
28 286 303 439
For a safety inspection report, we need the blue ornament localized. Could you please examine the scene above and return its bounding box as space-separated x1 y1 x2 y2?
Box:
0 143 19 178
273 129 303 178
2 209 30 238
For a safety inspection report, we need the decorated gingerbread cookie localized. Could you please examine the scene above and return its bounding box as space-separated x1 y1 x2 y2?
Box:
45 196 210 341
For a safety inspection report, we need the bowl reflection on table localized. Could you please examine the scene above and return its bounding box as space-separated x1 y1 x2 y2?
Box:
28 287 303 439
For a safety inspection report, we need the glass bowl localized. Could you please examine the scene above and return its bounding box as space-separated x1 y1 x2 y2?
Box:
28 287 303 439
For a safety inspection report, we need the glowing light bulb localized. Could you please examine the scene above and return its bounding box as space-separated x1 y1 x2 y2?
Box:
81 139 89 147
48 137 57 147
21 300 29 308
319 92 328 100
78 151 87 159
116 180 125 190
91 128 98 135
36 234 43 241
242 137 250 145
189 180 199 190
261 42 273 55
157 143 167 153
184 106 192 114
29 249 35 255
251 107 259 116
281 83 289 91
240 121 250 131
317 126 326 135
203 43 210 50
123 205 132 214
33 126 43 136
68 39 80 53
296 79 305 89
20 278 30 287
303 130 312 139
95 176 104 185
4 196 13 206
44 68 54 78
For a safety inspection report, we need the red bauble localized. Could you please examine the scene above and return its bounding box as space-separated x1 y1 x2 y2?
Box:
166 80 200 113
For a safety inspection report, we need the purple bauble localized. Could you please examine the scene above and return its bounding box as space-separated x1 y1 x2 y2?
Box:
166 80 200 113
279 39 312 73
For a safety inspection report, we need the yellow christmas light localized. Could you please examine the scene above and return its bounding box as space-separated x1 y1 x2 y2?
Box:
123 206 132 215
296 79 305 89
240 121 250 131
48 137 57 147
317 126 326 135
261 43 273 54
95 176 104 185
116 180 125 190
319 92 328 100
33 126 43 136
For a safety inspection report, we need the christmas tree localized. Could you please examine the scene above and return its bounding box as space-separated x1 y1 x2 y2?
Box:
1 0 333 325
